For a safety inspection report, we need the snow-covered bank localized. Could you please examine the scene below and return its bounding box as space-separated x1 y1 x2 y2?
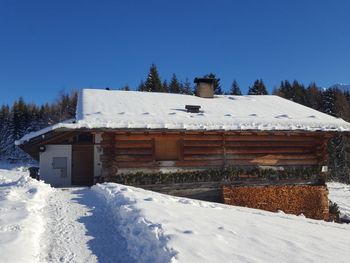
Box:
94 183 350 263
0 168 52 263
328 182 350 220
93 184 177 263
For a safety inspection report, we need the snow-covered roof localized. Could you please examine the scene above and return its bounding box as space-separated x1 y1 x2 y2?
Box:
16 88 350 145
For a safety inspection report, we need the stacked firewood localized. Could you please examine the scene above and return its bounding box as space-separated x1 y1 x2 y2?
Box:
223 185 329 220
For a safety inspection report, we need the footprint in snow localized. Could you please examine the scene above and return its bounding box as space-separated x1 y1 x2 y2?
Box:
178 199 193 205
275 114 291 119
143 197 154 201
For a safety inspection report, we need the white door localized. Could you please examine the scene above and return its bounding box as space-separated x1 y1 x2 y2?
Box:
39 145 72 187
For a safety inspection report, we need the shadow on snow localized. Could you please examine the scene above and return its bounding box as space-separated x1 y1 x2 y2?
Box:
71 188 136 263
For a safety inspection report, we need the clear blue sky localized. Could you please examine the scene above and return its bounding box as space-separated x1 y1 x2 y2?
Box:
1 0 350 105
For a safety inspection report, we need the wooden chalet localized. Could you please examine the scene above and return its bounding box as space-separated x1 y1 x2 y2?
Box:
16 79 350 219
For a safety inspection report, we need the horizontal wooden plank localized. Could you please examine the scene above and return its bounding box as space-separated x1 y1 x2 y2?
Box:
225 136 320 142
115 139 153 144
184 148 224 155
115 136 153 141
183 154 224 161
117 162 156 168
115 148 153 155
224 141 318 147
226 159 319 166
176 160 224 167
115 142 152 149
183 140 223 147
115 155 154 162
225 154 318 160
226 148 315 154
183 136 223 141
100 140 115 145
225 146 316 152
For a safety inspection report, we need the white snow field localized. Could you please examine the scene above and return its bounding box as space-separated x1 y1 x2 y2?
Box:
94 183 350 263
0 167 52 263
1 166 350 263
328 182 350 220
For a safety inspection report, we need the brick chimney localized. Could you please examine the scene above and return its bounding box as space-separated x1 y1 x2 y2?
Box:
194 77 215 98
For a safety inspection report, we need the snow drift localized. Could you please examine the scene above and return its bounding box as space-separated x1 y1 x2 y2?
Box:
93 183 177 263
93 182 350 263
0 168 52 263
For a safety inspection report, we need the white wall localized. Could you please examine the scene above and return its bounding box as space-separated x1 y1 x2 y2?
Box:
39 145 72 187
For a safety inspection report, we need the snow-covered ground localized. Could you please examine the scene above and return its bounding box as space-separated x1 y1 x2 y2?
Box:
94 183 350 263
1 167 350 263
39 187 135 263
328 182 350 220
0 167 52 263
0 168 135 263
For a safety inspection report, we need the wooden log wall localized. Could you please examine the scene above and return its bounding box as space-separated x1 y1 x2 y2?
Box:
179 132 328 167
115 137 154 168
100 131 330 177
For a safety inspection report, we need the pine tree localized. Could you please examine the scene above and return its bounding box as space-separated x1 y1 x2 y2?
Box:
305 82 322 110
182 78 193 95
119 85 130 91
10 97 28 140
137 80 146 92
321 88 336 116
334 90 350 121
291 80 307 105
168 74 181 93
248 79 268 95
230 80 242 95
320 87 348 180
0 105 10 158
4 98 29 160
276 80 292 99
144 64 165 92
162 80 169 93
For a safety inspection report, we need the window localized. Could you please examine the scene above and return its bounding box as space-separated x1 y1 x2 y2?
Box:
154 136 179 161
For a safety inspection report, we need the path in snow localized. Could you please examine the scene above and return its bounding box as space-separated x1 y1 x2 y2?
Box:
39 187 136 263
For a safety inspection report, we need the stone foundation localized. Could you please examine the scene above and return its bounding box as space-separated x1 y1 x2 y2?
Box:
223 185 329 220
